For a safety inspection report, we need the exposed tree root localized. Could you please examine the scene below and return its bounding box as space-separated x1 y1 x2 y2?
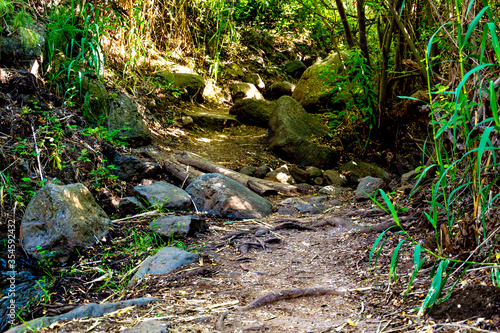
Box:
271 222 315 231
241 288 344 311
215 311 228 331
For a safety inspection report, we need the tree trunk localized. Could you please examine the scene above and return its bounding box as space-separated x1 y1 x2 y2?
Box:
356 0 370 66
378 19 395 120
334 0 355 49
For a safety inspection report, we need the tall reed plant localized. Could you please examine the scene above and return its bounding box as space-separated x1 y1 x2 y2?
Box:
370 0 500 315
46 0 108 103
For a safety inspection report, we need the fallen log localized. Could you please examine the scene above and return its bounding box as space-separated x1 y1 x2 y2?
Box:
247 179 278 196
163 155 204 188
175 151 298 195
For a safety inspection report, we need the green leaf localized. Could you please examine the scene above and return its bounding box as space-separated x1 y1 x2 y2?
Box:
368 225 397 270
418 259 449 316
389 239 406 284
490 81 500 127
404 245 426 300
463 6 489 48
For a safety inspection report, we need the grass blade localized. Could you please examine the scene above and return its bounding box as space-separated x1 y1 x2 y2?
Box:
389 239 406 284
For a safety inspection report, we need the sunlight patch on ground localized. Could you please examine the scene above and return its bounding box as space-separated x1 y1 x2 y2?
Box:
165 128 187 137
195 138 212 143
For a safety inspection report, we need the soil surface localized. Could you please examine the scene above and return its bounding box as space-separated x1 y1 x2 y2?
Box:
18 103 500 333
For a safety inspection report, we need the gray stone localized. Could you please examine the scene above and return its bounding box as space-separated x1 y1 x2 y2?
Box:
292 52 347 111
226 63 244 78
229 82 264 101
239 166 257 177
6 297 158 333
108 92 152 146
129 247 199 287
356 176 385 200
133 182 192 210
296 183 316 194
267 81 295 100
296 204 323 214
150 215 207 238
186 174 273 219
255 165 272 179
279 198 308 206
308 196 330 205
229 99 276 127
277 207 299 215
243 74 265 90
181 116 194 127
319 185 343 195
21 183 109 263
155 72 205 101
290 166 309 184
1 23 45 67
119 197 145 215
306 166 323 178
339 161 391 183
122 320 170 333
323 169 348 187
401 170 417 186
330 199 342 206
108 154 161 181
284 61 307 78
268 96 339 169
265 166 296 184
186 111 239 130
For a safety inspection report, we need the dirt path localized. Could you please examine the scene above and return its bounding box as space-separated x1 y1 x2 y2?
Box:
41 210 395 333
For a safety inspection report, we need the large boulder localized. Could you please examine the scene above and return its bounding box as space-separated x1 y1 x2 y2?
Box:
268 96 339 169
229 99 276 127
155 72 205 102
128 247 199 287
229 82 263 101
133 182 192 210
186 174 273 219
1 23 45 67
292 52 347 111
21 183 110 262
108 92 152 146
